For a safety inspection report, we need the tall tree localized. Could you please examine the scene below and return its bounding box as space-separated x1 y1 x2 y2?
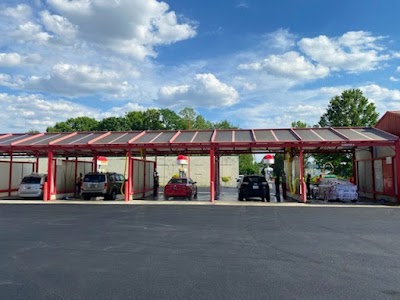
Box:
319 89 379 127
291 120 310 128
316 89 379 177
47 117 98 132
97 117 130 131
179 107 197 129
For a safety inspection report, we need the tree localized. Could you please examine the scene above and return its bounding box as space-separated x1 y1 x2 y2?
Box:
213 120 237 129
239 154 257 175
291 120 310 128
47 117 98 132
319 89 379 127
179 107 197 129
97 117 130 131
316 89 379 178
159 109 185 130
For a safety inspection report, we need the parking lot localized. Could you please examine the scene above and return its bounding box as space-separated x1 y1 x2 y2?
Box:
1 204 400 299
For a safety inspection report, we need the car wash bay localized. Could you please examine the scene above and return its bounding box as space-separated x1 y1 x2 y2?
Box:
0 126 400 203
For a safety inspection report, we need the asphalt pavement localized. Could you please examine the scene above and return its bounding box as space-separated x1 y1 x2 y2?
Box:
1 204 400 299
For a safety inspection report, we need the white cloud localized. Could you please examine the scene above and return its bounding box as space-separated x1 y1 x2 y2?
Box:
238 51 330 80
2 4 32 21
389 76 399 82
0 53 23 67
39 10 78 39
46 0 197 60
233 76 256 91
396 66 400 72
12 21 52 43
0 52 42 67
235 2 249 9
298 31 390 72
360 84 400 112
0 93 99 132
264 28 296 51
158 73 239 107
23 63 136 97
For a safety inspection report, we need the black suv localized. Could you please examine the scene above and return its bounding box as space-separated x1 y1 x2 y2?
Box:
81 172 125 200
238 175 270 202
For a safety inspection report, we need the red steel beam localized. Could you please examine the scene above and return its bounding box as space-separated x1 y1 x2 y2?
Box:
169 131 181 143
290 128 302 140
49 132 78 145
211 130 217 142
88 132 111 144
46 149 53 201
8 152 13 197
299 147 306 203
11 133 44 146
210 148 215 202
128 131 146 143
0 134 12 141
329 128 350 140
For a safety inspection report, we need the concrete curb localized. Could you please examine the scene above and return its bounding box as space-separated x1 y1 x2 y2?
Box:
0 199 397 208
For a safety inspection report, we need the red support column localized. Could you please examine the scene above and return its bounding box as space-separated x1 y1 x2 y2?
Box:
127 151 132 201
142 150 147 198
46 150 53 201
210 149 215 202
131 157 135 198
299 148 306 203
93 155 98 172
395 141 400 203
8 152 13 197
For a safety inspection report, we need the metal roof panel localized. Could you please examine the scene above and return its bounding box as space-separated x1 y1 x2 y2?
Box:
235 130 253 142
273 129 298 141
215 131 233 142
254 130 276 141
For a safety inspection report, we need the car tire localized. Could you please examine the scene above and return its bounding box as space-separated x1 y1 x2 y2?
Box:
110 190 117 200
238 192 243 201
83 195 91 200
324 192 329 202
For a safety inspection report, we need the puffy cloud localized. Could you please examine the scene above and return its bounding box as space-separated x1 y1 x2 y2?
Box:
389 76 399 82
396 66 400 72
22 63 136 97
0 52 42 67
12 21 52 43
46 0 197 60
360 84 400 112
298 31 390 72
158 73 239 107
2 4 32 20
238 51 329 80
39 10 78 39
235 2 249 9
264 28 296 51
0 93 98 132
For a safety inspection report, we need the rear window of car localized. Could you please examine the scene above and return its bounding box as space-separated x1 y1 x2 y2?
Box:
243 176 266 183
21 176 41 184
84 174 106 182
169 178 187 184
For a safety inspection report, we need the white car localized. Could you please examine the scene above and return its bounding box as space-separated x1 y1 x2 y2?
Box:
312 177 358 202
236 175 244 188
18 173 47 199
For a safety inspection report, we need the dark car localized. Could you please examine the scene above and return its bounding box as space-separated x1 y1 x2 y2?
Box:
164 177 198 200
81 172 125 200
238 175 270 202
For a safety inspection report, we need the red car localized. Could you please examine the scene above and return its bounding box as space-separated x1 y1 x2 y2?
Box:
164 177 198 200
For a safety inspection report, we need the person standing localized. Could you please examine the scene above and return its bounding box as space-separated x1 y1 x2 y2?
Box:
76 173 83 197
306 174 311 200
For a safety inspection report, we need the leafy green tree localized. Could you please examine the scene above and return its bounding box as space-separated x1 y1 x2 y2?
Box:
316 89 379 178
179 107 197 129
239 154 257 175
319 89 379 127
27 129 40 133
97 117 130 131
291 120 310 128
125 111 145 130
159 109 185 130
193 115 213 129
213 120 237 129
47 117 98 132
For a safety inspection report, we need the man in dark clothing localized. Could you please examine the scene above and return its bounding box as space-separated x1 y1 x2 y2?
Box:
306 174 311 200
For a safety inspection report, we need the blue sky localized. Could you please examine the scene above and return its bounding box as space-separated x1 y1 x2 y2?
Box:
0 0 400 132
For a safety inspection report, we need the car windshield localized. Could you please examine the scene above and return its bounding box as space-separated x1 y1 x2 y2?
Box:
21 176 41 184
243 176 265 183
169 178 187 184
84 174 106 182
